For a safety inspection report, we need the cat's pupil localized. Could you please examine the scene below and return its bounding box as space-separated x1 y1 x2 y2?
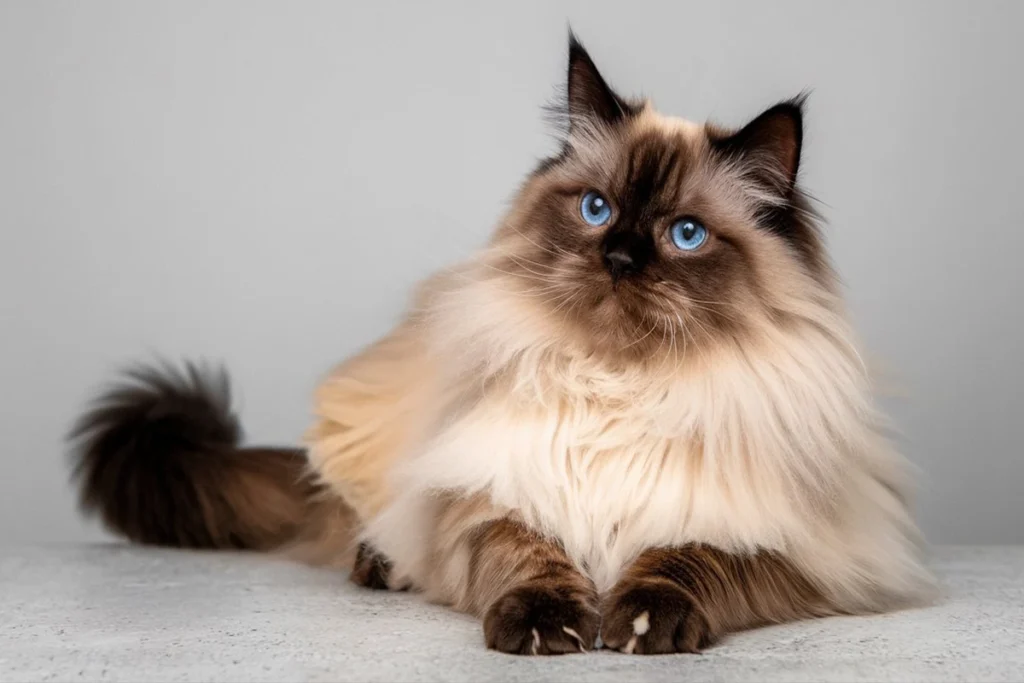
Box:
681 223 696 240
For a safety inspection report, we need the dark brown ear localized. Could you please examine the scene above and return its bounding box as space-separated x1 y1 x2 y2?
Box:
566 32 635 131
712 97 805 198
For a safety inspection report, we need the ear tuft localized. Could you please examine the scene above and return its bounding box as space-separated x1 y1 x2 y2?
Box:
566 31 635 132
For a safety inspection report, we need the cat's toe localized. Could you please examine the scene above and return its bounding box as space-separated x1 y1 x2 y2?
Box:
484 583 599 655
601 580 717 654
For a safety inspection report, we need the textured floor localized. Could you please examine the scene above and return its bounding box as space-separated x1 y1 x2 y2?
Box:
0 546 1022 682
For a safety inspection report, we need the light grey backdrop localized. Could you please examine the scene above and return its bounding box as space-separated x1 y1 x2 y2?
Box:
1 1 1021 545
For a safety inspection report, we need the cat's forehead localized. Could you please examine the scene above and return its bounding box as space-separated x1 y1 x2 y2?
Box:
556 105 725 215
564 105 711 187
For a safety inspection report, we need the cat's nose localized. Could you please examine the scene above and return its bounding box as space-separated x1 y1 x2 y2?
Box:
603 248 638 279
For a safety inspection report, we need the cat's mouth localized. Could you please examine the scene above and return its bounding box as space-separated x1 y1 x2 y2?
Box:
573 279 678 351
600 276 658 313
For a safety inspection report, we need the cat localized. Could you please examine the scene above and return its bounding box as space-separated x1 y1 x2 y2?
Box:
69 34 936 655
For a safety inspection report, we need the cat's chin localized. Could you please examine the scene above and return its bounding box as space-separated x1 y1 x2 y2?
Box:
559 288 685 362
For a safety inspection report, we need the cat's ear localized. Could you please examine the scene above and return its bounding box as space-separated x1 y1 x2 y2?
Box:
566 32 633 131
712 96 806 198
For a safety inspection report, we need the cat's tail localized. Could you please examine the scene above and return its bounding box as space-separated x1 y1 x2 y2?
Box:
68 361 354 560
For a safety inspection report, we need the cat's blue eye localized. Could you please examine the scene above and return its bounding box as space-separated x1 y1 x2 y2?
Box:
669 218 708 251
580 191 612 226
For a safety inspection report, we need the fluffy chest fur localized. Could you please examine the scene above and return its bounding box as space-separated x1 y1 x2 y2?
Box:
417 399 816 592
379 339 857 594
359 276 930 608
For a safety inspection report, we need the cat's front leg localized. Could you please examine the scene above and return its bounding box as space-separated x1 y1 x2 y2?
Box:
457 517 600 655
602 544 836 654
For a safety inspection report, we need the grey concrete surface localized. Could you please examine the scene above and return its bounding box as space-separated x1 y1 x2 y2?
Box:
1 546 1022 682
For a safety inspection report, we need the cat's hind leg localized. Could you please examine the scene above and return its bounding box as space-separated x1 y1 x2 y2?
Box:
350 541 408 591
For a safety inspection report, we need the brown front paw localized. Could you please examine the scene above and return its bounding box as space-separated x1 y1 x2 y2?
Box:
350 542 393 590
601 580 717 654
484 583 599 655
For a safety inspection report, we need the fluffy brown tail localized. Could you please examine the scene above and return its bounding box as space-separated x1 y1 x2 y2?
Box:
68 361 351 555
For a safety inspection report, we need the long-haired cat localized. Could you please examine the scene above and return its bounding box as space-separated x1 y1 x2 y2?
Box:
70 34 935 655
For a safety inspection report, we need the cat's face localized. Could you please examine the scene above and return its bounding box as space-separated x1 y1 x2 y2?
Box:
488 36 832 362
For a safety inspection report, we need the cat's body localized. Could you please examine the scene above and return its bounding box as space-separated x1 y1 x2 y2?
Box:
70 36 935 655
311 257 928 607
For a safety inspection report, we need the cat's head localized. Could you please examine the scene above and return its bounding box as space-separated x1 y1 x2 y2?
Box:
482 34 835 364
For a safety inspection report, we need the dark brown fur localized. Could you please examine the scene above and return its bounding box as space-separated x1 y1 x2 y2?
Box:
602 545 837 653
351 542 394 590
470 519 599 654
68 361 333 551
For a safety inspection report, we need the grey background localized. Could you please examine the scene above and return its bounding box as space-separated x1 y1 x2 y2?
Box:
1 1 1020 545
